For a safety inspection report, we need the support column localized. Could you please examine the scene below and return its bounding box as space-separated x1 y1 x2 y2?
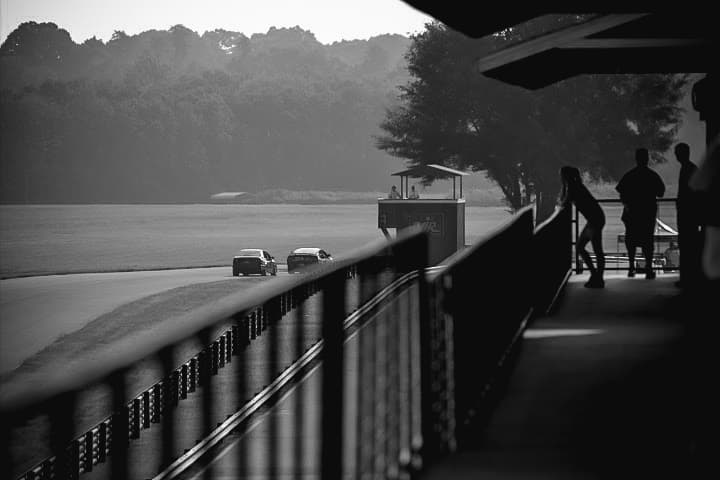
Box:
693 73 720 146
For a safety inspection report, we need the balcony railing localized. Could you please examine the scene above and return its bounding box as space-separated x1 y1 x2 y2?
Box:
572 198 679 273
1 205 572 480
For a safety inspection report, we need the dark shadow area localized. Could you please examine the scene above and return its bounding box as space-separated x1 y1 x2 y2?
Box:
421 275 709 479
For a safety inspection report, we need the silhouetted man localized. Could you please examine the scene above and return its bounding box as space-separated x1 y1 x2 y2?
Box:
674 142 702 287
616 148 666 279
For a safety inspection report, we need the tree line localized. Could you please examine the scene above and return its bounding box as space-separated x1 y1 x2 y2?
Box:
1 23 411 202
1 20 690 213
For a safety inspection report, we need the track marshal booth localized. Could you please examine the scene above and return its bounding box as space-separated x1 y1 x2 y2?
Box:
378 164 468 265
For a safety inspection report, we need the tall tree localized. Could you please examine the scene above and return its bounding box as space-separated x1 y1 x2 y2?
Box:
377 22 689 220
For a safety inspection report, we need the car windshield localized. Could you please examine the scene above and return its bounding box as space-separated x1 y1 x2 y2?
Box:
237 249 262 257
292 248 320 255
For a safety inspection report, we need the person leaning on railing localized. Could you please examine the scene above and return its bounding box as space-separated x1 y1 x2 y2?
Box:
558 166 606 288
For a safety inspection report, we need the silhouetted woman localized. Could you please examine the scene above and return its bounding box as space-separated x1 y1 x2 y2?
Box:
559 166 606 288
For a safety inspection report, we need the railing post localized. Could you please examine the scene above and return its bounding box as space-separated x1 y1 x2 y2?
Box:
189 358 198 393
225 331 232 363
98 422 107 463
218 337 226 369
49 392 77 480
159 346 176 470
320 269 346 480
142 391 150 427
180 364 189 400
68 439 80 480
130 398 140 439
411 232 437 472
109 371 128 480
84 430 94 473
250 312 258 340
231 324 241 354
152 384 161 422
198 350 207 386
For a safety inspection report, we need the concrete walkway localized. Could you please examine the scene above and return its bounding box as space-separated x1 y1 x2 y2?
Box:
422 272 697 480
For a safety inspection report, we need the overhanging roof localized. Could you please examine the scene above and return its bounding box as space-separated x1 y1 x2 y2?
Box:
402 2 719 89
391 164 469 178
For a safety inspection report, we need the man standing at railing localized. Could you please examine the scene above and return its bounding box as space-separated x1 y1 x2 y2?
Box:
616 148 666 279
674 143 702 288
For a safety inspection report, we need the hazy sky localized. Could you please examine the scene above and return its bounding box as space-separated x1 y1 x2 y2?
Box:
0 0 434 45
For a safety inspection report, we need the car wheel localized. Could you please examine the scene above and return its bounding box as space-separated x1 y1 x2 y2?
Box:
271 265 277 276
232 266 239 277
261 268 267 276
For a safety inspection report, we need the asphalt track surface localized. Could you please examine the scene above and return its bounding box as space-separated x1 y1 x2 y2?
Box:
0 266 286 375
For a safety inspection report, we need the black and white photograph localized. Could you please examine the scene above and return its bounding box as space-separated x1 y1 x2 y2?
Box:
1 1 718 479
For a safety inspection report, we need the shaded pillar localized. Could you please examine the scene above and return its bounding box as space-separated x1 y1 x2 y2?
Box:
692 73 720 146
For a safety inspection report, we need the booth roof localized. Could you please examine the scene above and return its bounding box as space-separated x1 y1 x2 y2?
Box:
391 164 469 178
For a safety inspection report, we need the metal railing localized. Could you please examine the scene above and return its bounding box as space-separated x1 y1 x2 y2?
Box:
572 198 678 273
1 205 573 480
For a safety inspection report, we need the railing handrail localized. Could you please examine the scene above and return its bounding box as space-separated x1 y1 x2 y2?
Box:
0 226 427 414
595 197 677 203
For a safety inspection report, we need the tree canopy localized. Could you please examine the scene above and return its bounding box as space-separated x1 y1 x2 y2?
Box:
0 22 412 203
377 22 690 220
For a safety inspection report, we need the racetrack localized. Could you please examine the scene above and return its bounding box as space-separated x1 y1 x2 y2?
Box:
0 266 287 375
